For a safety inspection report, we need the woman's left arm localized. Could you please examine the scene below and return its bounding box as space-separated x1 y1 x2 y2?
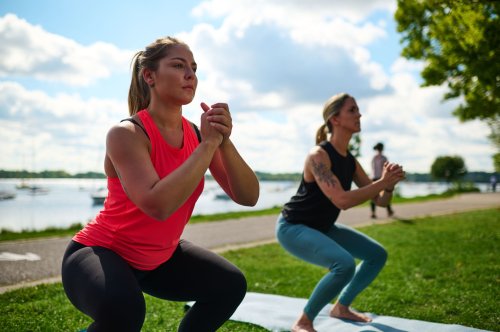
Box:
209 139 259 206
353 159 397 207
203 102 259 206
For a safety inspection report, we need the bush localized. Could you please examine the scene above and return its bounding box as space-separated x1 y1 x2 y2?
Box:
445 181 480 194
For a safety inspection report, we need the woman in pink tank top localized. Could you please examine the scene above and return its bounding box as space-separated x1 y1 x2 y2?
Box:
62 36 259 332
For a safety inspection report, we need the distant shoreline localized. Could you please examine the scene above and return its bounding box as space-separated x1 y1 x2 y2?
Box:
0 190 485 242
0 169 497 183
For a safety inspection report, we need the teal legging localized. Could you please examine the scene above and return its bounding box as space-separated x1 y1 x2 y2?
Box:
275 214 387 321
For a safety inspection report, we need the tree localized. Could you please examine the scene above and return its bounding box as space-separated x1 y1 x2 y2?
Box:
488 120 500 171
395 0 499 121
395 1 500 168
430 155 467 182
349 133 362 158
493 153 500 173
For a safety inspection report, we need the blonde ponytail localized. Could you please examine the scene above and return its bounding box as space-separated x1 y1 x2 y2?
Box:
315 123 328 145
316 92 353 144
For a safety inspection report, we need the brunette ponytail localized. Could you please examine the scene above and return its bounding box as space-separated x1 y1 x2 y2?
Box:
127 36 188 116
128 51 150 116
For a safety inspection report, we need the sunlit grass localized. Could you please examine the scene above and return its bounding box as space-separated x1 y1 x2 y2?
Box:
1 208 498 331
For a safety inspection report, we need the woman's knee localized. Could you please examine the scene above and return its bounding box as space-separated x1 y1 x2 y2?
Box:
330 255 356 281
224 267 247 302
97 292 146 331
370 245 388 266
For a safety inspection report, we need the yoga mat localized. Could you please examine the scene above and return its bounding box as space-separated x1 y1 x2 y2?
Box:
186 292 491 332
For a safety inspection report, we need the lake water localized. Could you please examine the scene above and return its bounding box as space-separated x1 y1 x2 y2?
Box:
0 178 490 232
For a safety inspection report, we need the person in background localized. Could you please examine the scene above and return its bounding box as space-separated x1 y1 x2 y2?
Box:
61 36 259 332
276 93 405 332
490 174 497 192
370 142 394 218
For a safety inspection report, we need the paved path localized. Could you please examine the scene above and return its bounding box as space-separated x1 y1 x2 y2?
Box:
1 192 498 294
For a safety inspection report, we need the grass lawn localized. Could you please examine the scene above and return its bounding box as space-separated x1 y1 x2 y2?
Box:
1 208 498 331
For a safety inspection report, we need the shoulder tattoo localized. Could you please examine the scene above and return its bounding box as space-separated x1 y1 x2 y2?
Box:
312 159 337 188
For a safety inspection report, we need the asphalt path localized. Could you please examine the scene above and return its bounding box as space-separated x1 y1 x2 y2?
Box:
1 192 498 294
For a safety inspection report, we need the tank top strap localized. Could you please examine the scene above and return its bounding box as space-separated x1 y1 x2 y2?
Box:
319 141 337 165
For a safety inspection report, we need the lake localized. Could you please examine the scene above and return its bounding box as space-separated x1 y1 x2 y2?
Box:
0 178 490 232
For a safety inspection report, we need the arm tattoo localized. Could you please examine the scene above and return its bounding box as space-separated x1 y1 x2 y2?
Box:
312 159 338 188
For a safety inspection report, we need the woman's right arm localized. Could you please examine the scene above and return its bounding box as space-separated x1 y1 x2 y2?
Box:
106 113 222 221
306 148 403 210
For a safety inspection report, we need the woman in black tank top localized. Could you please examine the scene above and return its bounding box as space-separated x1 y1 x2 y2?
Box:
276 93 406 332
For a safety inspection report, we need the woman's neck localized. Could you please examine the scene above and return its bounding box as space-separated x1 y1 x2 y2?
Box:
330 133 351 156
147 100 183 130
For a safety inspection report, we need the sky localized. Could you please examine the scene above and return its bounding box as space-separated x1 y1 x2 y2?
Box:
0 0 496 175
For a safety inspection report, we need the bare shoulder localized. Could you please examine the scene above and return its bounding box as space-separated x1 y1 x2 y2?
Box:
307 145 330 166
107 117 146 142
304 146 330 181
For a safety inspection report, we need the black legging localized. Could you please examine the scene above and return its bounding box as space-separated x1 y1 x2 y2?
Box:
61 240 247 332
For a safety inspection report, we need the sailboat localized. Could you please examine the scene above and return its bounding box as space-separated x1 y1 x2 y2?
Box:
0 190 16 200
90 187 107 205
88 145 107 205
16 145 49 194
16 178 31 190
16 178 49 195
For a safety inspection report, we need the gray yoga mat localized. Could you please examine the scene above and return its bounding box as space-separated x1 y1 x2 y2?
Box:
186 292 490 332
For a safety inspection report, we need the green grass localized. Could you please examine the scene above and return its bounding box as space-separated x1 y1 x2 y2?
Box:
0 191 467 242
1 208 498 331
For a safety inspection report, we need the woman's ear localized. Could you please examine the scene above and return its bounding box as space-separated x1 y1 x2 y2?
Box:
143 69 155 87
330 116 339 126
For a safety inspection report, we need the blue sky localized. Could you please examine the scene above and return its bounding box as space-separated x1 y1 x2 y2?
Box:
0 0 495 175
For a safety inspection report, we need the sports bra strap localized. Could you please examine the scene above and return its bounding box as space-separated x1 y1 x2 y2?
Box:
120 118 201 143
191 123 201 143
120 118 150 140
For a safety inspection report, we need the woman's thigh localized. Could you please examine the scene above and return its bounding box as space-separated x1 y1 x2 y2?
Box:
61 241 145 324
139 240 246 302
276 218 354 269
326 223 386 261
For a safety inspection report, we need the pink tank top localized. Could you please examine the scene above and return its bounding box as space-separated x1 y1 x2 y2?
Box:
73 110 204 270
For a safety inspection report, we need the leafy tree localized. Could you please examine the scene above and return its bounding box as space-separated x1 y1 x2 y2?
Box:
395 1 500 168
430 155 467 182
493 153 500 173
349 133 362 158
488 120 500 171
395 0 499 121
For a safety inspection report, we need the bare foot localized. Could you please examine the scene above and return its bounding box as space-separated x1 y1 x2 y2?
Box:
330 302 372 323
291 312 317 332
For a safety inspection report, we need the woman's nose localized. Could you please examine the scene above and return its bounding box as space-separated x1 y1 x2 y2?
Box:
185 67 196 79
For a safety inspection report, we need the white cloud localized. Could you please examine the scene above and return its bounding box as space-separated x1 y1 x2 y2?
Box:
182 0 397 109
225 106 320 173
0 81 126 172
193 0 394 25
0 1 495 176
190 0 394 54
0 14 133 86
355 66 495 173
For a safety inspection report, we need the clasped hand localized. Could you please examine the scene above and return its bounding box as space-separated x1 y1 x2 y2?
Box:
200 102 232 146
381 162 405 190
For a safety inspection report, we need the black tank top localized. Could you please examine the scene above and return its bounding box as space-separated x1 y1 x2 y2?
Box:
281 141 356 232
